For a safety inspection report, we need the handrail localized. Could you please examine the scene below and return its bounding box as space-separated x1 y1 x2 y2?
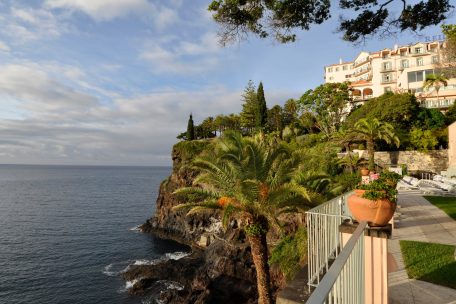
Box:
306 221 367 304
306 191 354 288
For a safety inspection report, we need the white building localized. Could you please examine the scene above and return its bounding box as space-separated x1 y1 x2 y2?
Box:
324 41 456 109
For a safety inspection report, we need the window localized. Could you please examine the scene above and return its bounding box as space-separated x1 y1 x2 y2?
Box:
329 76 334 81
432 55 439 64
416 57 424 66
384 87 392 93
415 47 423 54
400 50 407 57
382 52 390 59
382 74 392 83
401 60 409 68
343 65 348 71
383 62 392 71
335 67 339 72
328 67 333 72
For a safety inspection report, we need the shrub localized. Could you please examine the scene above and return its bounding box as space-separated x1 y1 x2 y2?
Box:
269 227 307 281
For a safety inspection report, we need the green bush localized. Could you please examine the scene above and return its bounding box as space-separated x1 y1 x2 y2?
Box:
269 227 307 281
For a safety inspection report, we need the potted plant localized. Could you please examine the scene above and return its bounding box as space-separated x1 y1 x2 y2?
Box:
347 171 402 226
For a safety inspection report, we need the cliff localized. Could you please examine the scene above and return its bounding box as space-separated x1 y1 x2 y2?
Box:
123 142 286 303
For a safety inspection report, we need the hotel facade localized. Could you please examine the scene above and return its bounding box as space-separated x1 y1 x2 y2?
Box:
324 41 456 109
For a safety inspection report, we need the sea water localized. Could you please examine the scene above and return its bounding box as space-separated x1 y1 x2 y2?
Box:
0 165 188 304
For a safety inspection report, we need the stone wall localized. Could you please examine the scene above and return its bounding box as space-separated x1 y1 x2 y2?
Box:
372 150 448 174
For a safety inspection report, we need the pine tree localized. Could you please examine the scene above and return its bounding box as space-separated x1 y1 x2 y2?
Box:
240 80 258 134
256 82 268 129
187 114 195 141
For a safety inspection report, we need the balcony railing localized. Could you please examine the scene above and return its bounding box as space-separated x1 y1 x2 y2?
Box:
306 192 353 288
421 99 455 109
306 221 367 304
380 66 394 72
381 78 396 84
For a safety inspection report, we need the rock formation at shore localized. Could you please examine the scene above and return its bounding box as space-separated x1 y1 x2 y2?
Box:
122 143 286 303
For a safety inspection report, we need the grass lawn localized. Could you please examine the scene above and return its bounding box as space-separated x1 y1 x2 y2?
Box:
423 196 456 220
400 240 456 289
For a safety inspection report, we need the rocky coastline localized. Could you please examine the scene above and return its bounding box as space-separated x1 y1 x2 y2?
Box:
122 145 286 303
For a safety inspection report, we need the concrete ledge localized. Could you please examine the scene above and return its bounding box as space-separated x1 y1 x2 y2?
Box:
276 265 311 304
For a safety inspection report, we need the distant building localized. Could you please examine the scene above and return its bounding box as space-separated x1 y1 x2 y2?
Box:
324 41 456 110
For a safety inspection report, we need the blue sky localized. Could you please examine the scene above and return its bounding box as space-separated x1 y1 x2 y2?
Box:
0 0 449 165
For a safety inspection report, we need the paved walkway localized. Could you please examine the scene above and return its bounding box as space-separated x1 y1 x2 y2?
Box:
388 190 456 304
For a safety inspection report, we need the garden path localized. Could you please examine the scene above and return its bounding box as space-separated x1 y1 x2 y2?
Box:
388 190 456 304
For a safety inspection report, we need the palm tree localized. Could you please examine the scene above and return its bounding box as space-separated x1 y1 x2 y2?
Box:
172 131 312 304
352 118 400 171
423 73 448 104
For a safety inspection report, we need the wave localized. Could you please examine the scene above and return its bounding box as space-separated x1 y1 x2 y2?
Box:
102 264 117 277
133 259 160 266
129 225 142 232
165 252 190 260
157 280 184 291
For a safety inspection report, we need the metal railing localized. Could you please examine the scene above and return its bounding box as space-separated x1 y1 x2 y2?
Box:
306 221 367 304
306 192 353 288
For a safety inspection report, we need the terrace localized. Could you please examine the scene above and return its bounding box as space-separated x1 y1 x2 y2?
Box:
277 189 456 304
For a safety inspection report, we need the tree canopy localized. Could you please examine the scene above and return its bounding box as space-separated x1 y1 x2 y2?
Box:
207 0 453 44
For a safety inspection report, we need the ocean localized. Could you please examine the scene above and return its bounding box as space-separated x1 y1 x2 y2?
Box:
0 165 189 304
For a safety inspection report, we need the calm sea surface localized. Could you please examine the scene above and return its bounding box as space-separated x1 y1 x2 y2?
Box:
0 165 189 304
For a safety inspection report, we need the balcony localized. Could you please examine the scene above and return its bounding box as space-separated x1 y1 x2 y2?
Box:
352 67 370 77
421 99 455 109
352 58 370 68
381 78 396 84
380 67 394 72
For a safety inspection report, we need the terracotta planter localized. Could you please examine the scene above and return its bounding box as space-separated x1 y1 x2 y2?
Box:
347 190 396 227
360 168 370 176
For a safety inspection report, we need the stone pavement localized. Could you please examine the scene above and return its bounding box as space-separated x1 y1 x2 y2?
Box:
388 190 456 304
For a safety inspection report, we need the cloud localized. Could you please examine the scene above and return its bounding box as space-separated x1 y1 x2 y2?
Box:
0 61 245 165
44 0 178 28
0 6 63 43
140 32 222 74
0 40 9 52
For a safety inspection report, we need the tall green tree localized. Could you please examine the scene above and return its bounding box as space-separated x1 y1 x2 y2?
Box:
240 80 258 134
298 82 351 137
187 114 195 141
267 105 283 134
207 0 452 44
352 118 400 171
256 82 268 129
283 99 299 127
173 132 312 304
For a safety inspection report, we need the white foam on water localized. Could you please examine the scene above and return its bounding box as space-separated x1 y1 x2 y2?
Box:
102 264 117 277
125 278 140 290
129 225 142 232
133 259 160 266
160 280 184 291
165 252 190 260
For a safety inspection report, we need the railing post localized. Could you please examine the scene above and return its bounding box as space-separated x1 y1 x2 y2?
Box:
340 221 392 304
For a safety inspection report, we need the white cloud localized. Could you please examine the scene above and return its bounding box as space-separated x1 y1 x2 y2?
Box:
45 0 151 21
0 40 9 52
44 0 178 28
0 61 244 165
0 7 63 43
140 32 222 74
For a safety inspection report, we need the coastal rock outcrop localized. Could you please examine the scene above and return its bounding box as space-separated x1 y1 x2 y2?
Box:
123 143 286 303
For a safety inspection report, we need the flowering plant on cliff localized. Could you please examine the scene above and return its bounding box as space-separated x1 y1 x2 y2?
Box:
172 131 314 304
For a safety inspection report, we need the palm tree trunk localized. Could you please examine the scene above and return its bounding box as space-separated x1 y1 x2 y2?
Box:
345 143 354 173
367 139 375 172
247 233 273 304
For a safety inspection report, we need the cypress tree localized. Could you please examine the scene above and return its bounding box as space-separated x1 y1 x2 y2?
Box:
187 114 195 140
256 82 268 129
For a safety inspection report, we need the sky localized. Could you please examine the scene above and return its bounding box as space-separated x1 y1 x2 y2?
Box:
0 0 451 166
